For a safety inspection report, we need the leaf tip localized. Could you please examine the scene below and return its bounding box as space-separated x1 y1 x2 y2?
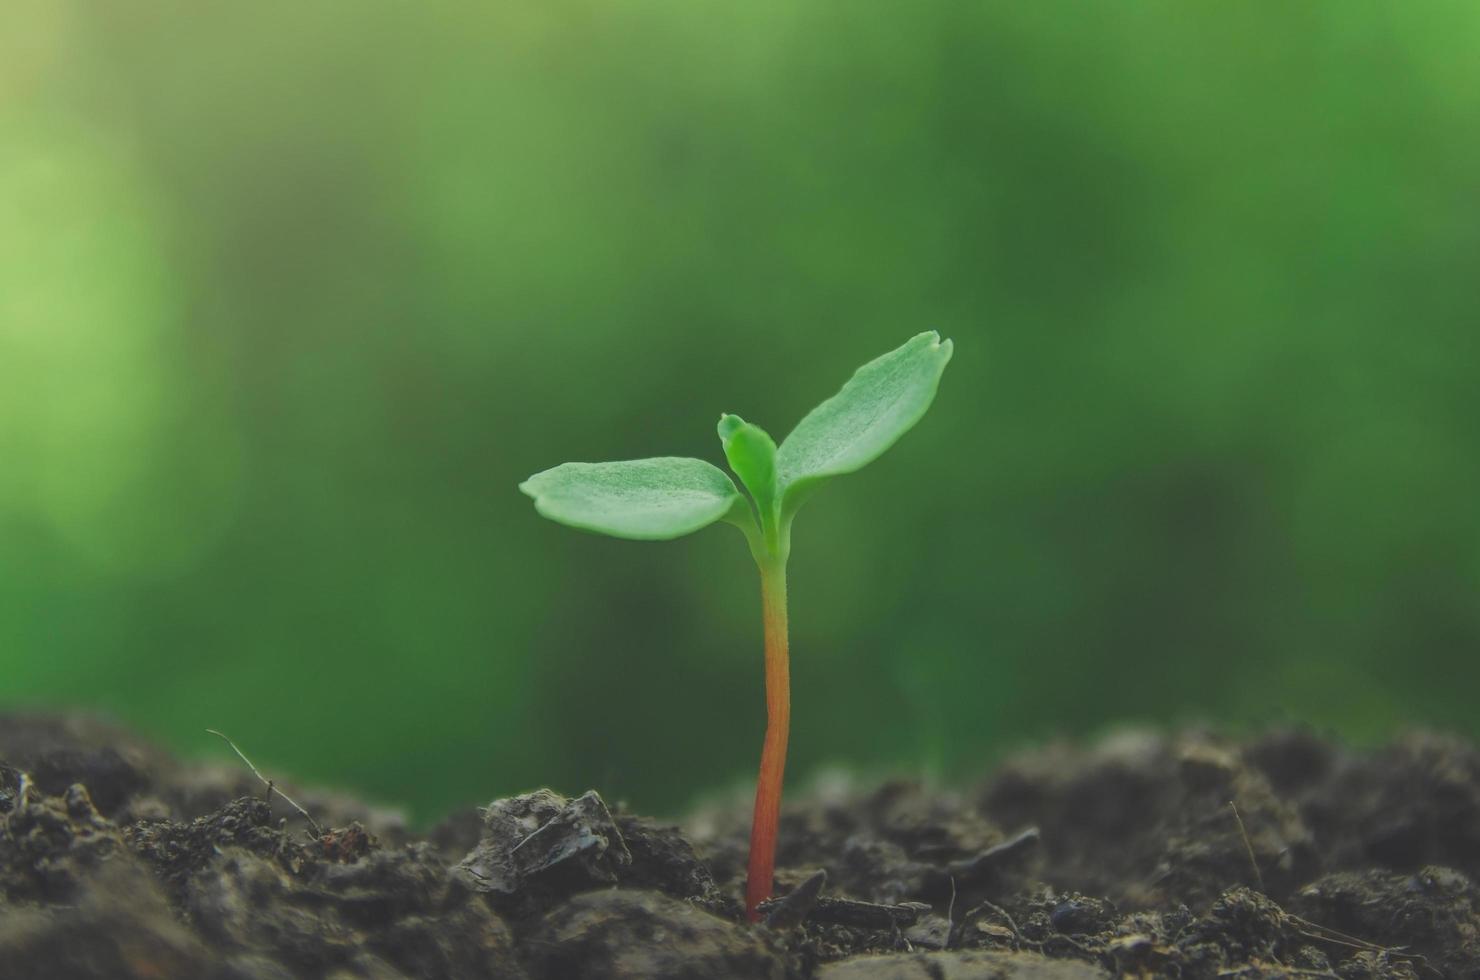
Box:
717 413 746 442
912 330 953 366
914 329 951 354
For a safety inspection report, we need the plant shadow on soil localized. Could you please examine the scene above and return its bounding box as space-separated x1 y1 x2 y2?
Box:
2 714 1478 979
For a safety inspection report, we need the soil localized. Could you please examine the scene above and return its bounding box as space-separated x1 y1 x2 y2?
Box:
3 715 1479 979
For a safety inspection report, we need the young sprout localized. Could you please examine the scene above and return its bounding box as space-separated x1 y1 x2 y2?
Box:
519 332 953 921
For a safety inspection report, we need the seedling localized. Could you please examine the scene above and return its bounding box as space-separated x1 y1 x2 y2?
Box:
520 332 953 920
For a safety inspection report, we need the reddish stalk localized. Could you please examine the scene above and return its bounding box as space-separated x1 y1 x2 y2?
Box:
745 560 790 921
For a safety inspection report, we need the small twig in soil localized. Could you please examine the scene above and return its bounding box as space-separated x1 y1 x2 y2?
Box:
962 898 1030 948
2 771 32 828
1227 800 1265 893
946 875 958 938
758 889 931 932
815 898 932 931
762 869 827 930
1288 915 1407 952
1286 914 1438 977
957 898 1102 963
272 818 292 861
206 729 323 838
1219 966 1340 980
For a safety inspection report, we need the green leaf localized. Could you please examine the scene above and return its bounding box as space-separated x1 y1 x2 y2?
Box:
777 331 953 515
718 414 778 525
519 458 743 540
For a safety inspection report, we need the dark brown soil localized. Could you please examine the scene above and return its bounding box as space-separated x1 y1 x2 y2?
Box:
3 715 1479 979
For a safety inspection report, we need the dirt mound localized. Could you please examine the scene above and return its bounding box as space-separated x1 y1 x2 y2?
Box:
2 716 1476 978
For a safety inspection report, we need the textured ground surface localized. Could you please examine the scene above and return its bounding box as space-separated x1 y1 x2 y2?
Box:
2 715 1478 979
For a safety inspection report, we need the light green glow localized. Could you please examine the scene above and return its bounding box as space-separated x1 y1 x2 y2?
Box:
0 123 244 575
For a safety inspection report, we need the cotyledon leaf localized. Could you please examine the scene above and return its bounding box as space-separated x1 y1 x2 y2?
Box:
776 331 953 516
519 457 743 541
718 414 778 527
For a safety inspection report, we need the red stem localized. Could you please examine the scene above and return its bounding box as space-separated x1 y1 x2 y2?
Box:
745 562 790 921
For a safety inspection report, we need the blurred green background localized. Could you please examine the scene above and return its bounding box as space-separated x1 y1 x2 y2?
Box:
3 2 1478 822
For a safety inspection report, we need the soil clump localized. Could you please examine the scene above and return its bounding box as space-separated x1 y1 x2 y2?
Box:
2 715 1477 978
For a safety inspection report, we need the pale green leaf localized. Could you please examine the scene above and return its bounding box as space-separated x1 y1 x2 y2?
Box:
777 332 953 515
519 457 743 540
717 414 778 526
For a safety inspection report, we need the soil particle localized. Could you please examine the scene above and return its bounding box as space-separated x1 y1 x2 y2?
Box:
520 889 785 980
0 861 214 980
695 778 1016 910
1 778 121 902
1293 866 1480 978
614 811 729 910
977 730 1316 908
813 949 1108 979
453 788 730 920
0 715 155 818
1304 733 1480 877
126 796 281 892
183 834 522 979
5 714 1480 978
455 789 631 907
